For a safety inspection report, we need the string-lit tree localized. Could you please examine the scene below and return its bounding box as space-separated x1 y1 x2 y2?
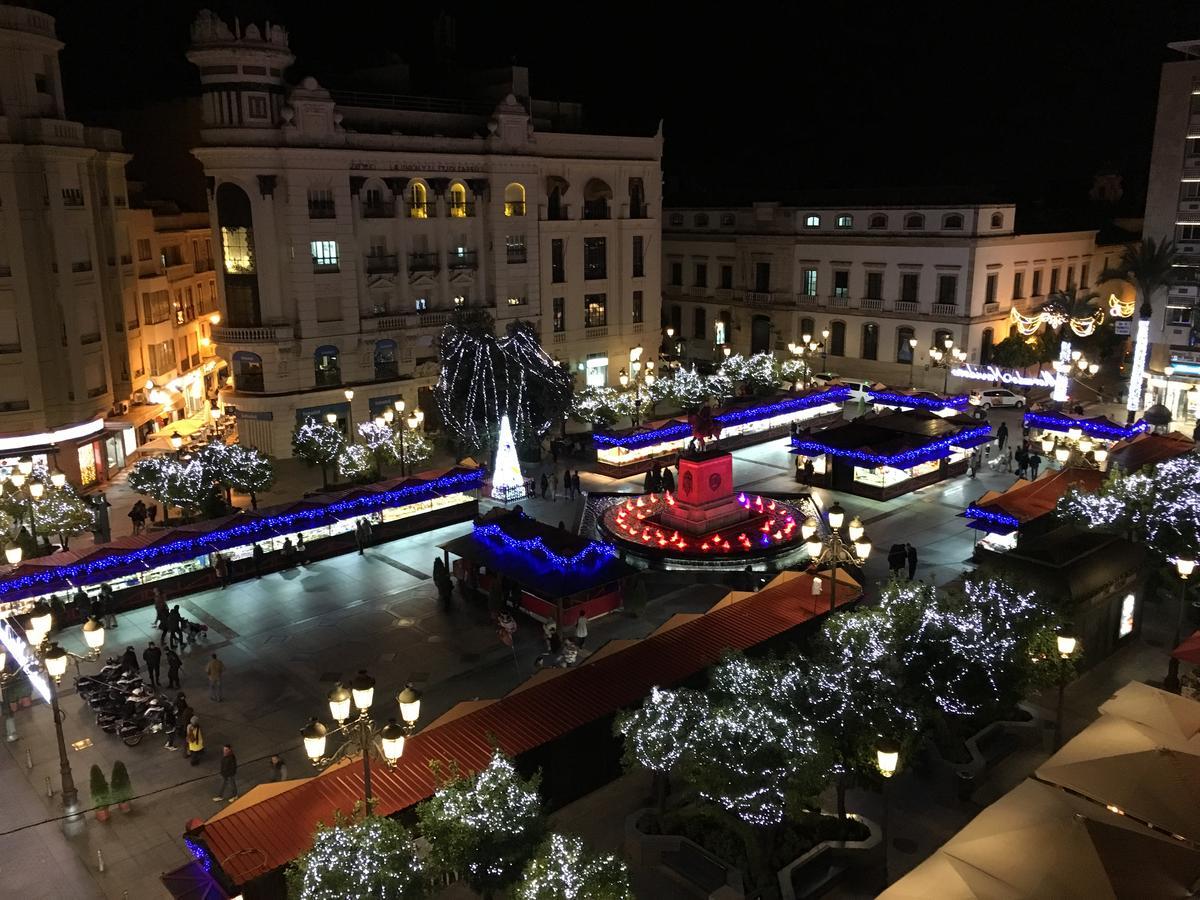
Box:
719 352 780 396
213 443 274 509
514 833 634 900
569 386 622 429
30 484 95 551
614 686 708 810
666 367 711 411
292 418 345 488
416 752 545 898
127 455 214 523
336 444 375 483
286 813 428 900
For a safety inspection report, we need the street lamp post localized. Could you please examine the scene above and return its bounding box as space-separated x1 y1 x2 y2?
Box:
801 503 872 612
1053 627 1078 750
928 341 967 395
19 603 106 814
908 338 919 387
876 739 900 887
821 328 830 372
301 672 421 815
1166 557 1196 693
344 389 355 437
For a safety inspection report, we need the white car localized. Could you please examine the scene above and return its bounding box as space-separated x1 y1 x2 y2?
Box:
969 388 1026 409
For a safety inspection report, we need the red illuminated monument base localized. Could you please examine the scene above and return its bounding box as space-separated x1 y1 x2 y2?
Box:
660 450 749 534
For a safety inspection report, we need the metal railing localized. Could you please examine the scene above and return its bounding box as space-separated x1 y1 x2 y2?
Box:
829 295 850 309
366 254 398 274
362 201 395 218
506 249 528 264
895 300 919 314
504 201 526 217
448 251 478 269
408 251 438 272
860 298 884 311
308 203 337 219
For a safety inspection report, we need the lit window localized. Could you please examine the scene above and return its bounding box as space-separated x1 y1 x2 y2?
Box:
409 183 428 218
415 297 427 312
504 182 526 217
835 215 852 228
449 183 468 217
507 296 526 306
310 240 339 270
221 227 254 274
805 215 821 228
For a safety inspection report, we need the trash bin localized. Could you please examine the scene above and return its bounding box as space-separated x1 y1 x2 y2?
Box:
956 769 975 803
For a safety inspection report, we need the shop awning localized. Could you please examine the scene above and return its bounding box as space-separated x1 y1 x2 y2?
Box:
104 403 165 430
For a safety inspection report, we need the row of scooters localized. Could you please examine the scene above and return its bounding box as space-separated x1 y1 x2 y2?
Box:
75 658 171 746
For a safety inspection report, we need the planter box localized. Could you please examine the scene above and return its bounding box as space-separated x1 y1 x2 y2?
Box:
778 813 881 900
625 809 745 898
919 704 1044 802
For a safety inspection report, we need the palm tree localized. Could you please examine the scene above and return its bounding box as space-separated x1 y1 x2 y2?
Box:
1037 290 1103 337
1098 238 1179 319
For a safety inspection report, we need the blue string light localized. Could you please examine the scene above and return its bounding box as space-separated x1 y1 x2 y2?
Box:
184 837 213 873
1022 412 1150 440
0 470 484 600
593 387 849 450
474 516 617 570
963 504 1021 528
868 390 969 411
791 425 991 468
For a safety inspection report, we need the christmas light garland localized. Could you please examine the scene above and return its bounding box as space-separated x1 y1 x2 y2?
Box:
474 515 617 570
1010 306 1104 338
1022 412 1149 440
184 837 213 873
868 390 969 411
963 505 1021 529
0 470 484 599
791 425 991 468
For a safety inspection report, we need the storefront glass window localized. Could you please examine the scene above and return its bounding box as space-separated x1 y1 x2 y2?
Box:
77 443 97 487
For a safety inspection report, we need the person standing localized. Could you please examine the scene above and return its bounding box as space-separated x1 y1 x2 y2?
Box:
186 716 204 766
551 472 559 501
92 494 112 544
1015 446 1028 479
575 612 589 649
213 744 238 802
146 502 158 526
99 583 117 628
269 753 288 782
121 645 138 675
295 533 308 565
251 543 264 576
887 544 906 577
662 467 675 494
572 471 582 499
996 421 1009 451
280 538 295 567
540 473 549 500
162 605 178 648
165 646 182 689
128 500 146 535
206 653 225 702
1029 450 1042 479
143 641 162 690
152 589 168 630
563 469 573 501
161 703 178 751
212 552 230 589
906 543 919 581
542 620 556 652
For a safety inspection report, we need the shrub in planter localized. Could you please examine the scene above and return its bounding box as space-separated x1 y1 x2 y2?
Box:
89 764 110 821
110 761 132 812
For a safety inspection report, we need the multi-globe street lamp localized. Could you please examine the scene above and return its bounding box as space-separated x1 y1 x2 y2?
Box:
802 503 872 612
928 339 967 394
618 350 656 427
1039 427 1109 470
301 672 422 814
787 334 823 390
1165 557 1196 694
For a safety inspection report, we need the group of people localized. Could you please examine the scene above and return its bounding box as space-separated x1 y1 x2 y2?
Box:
1013 445 1044 481
118 640 182 690
642 465 676 494
536 614 589 667
127 499 159 535
549 437 586 462
886 543 920 580
537 470 583 502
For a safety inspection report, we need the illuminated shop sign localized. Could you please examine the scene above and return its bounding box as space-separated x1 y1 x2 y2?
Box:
949 365 1056 388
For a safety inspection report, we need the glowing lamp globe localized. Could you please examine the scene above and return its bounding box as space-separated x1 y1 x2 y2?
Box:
380 719 406 763
17 458 32 476
398 683 422 727
343 389 354 401
210 407 221 421
847 516 864 543
1067 427 1083 442
805 536 824 559
373 416 385 429
383 409 394 424
1056 632 1077 658
4 544 20 566
301 719 328 762
29 602 52 637
1078 438 1093 454
1054 447 1070 463
723 345 732 358
29 481 44 499
327 684 352 723
9 473 25 489
1040 437 1055 454
1093 448 1108 464
827 504 846 530
1177 558 1197 579
854 538 872 560
50 471 66 488
44 643 68 681
325 413 338 425
801 516 819 541
350 670 376 711
645 372 655 387
82 618 105 650
170 434 183 451
876 740 900 778
394 399 405 413
406 413 419 430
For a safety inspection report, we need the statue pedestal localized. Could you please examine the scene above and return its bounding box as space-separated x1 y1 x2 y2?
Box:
660 451 748 535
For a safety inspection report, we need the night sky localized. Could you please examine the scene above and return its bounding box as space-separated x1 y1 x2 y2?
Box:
37 0 1200 216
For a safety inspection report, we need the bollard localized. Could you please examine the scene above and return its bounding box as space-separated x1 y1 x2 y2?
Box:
25 748 32 769
97 849 105 872
45 776 52 797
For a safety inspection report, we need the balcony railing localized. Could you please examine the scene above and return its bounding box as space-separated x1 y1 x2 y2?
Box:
895 300 919 314
214 324 295 343
829 294 850 309
931 302 960 317
408 251 438 272
860 298 884 311
506 249 528 264
585 324 609 339
362 201 395 218
448 202 475 218
504 201 526 217
546 204 571 221
308 203 336 219
983 301 1000 314
797 293 818 307
582 200 609 220
448 251 478 269
746 291 777 306
366 254 398 274
71 260 93 273
408 202 431 219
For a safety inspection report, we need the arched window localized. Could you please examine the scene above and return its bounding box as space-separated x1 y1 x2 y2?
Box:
835 215 853 229
449 182 468 218
943 213 964 230
232 351 264 392
314 345 341 387
582 179 612 219
800 317 816 340
629 177 646 218
904 213 925 230
830 321 846 357
869 213 888 229
980 328 994 365
216 182 261 327
896 327 916 363
362 178 391 218
694 213 709 227
990 212 1004 228
374 339 398 380
408 182 428 219
933 329 953 352
504 182 526 217
804 215 821 228
861 323 879 360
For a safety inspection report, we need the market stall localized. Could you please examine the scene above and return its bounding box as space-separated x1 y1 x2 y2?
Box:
867 388 969 417
963 467 1105 552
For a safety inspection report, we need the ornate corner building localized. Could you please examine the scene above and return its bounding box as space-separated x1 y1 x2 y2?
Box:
187 11 662 456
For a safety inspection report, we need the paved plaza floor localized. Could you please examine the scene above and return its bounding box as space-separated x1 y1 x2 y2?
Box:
1 400 1191 898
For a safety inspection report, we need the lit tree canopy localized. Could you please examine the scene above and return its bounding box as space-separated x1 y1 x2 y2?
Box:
416 752 545 896
214 443 274 508
515 833 634 900
292 418 345 488
127 454 214 521
569 386 622 429
286 814 427 900
719 352 780 396
666 367 711 410
615 685 709 777
336 444 374 482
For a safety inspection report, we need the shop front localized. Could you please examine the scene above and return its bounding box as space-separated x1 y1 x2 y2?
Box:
0 417 110 489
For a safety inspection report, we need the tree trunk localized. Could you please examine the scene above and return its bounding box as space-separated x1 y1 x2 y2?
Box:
319 463 328 489
836 771 847 820
250 491 258 510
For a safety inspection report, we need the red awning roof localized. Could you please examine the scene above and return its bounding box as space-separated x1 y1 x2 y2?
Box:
1107 431 1194 474
973 466 1105 524
197 570 859 885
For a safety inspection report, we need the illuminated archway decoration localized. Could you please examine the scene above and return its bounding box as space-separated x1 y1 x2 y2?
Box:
1009 307 1105 338
1108 293 1135 319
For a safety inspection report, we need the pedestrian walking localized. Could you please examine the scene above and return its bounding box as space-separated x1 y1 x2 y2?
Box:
574 612 588 649
563 469 574 500
206 653 225 702
72 585 88 616
540 473 549 499
89 592 103 626
1015 446 1028 479
295 534 308 565
164 605 182 649
887 544 906 577
662 467 676 493
152 588 168 629
143 641 162 689
1029 450 1042 479
212 552 230 589
92 493 112 543
129 500 147 535
251 542 264 576
906 543 918 581
269 753 288 782
146 502 158 525
99 582 117 628
121 645 138 675
186 717 204 766
996 421 1009 451
551 472 559 501
542 620 556 652
162 703 178 750
213 744 238 802
572 471 581 498
166 647 182 689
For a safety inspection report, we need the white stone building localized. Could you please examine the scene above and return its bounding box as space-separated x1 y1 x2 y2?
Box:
1143 39 1200 371
186 12 662 456
661 202 1099 392
0 5 133 486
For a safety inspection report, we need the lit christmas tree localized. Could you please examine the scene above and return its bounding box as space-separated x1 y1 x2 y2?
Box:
491 415 526 502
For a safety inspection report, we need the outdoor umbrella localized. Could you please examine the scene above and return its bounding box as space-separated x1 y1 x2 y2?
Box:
937 779 1200 899
1172 630 1200 666
1097 681 1200 742
878 850 1023 899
